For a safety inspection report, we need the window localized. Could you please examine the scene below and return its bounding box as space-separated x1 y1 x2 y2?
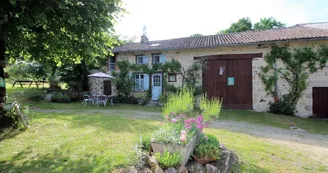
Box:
136 56 144 64
135 74 144 90
168 74 177 82
109 56 116 71
152 54 160 64
153 75 161 86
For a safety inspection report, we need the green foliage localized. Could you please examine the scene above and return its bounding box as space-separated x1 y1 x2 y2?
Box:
1 0 124 67
132 136 146 168
194 134 221 160
218 17 252 34
112 61 135 97
29 94 44 102
152 127 181 144
7 61 47 80
163 88 194 116
158 94 167 104
190 33 203 37
113 95 138 104
260 45 328 115
218 17 285 34
141 135 151 151
50 92 71 103
155 150 181 169
181 60 204 96
200 94 222 121
57 61 89 92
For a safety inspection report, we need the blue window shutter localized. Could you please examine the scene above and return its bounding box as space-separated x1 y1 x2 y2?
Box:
144 74 149 90
159 54 166 63
143 56 149 64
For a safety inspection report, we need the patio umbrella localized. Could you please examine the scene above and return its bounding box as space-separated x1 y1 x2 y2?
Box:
87 72 113 78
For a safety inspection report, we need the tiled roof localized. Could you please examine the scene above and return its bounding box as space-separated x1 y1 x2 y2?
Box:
113 24 328 53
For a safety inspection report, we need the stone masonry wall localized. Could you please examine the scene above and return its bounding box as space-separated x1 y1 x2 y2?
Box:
88 77 116 96
115 40 328 117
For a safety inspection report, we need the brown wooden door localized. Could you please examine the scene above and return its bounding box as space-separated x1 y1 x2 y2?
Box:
203 58 252 109
103 80 112 95
313 87 328 118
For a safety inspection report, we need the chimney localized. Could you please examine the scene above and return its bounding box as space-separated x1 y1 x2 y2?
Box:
140 34 149 43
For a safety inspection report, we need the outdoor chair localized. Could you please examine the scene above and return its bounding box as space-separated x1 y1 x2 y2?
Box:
82 94 94 106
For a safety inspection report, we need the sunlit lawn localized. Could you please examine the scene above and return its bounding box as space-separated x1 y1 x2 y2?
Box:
1 86 327 172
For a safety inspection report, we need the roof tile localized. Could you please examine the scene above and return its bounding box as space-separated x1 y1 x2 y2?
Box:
113 25 328 53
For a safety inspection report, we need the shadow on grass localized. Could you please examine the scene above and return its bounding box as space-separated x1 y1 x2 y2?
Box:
0 147 115 173
0 127 26 141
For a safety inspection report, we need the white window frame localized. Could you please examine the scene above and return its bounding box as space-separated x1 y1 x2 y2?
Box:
137 56 144 64
152 54 160 64
135 74 144 91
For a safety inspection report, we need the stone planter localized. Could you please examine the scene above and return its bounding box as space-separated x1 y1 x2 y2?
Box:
151 132 200 166
193 155 216 165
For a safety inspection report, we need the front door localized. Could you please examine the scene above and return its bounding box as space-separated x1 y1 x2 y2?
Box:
152 73 162 100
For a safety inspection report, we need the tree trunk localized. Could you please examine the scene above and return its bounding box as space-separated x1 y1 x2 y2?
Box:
0 38 6 104
0 38 12 128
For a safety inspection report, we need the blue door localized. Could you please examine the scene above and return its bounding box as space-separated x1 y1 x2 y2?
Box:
152 73 162 100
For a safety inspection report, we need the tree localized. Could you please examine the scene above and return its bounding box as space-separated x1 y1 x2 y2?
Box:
190 33 203 37
218 17 252 34
254 17 285 30
0 0 123 104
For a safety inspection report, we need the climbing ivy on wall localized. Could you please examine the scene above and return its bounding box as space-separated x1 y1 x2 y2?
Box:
260 45 328 115
113 58 205 100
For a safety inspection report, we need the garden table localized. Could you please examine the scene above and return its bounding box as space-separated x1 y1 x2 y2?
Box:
91 95 113 107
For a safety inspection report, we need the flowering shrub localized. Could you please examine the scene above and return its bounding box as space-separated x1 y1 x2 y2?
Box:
200 93 222 121
153 112 207 145
162 89 194 116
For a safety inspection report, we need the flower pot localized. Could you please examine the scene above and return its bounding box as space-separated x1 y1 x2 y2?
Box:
193 155 217 165
151 132 200 166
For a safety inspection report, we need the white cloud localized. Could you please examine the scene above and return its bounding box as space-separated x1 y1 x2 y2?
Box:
115 0 325 41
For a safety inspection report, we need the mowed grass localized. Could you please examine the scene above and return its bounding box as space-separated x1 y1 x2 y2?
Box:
0 112 159 173
0 112 327 173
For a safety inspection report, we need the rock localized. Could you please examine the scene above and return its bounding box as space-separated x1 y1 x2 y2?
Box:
154 167 164 173
112 166 137 173
215 150 239 173
165 167 177 173
186 162 205 173
177 166 188 173
205 164 220 173
137 167 153 173
148 156 161 172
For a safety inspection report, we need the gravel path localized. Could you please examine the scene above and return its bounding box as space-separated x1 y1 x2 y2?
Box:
34 108 328 165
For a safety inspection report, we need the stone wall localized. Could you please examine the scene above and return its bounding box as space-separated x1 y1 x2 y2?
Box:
88 77 116 96
114 40 328 117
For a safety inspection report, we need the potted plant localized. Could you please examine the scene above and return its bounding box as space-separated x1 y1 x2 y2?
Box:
137 98 145 105
151 112 205 166
158 94 166 106
193 134 221 164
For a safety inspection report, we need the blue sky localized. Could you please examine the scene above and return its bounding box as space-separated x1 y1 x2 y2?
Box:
115 0 328 41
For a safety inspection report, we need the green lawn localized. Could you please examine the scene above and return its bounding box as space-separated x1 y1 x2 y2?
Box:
1 86 327 172
1 111 327 173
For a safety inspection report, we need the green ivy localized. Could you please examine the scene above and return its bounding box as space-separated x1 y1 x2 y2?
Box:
260 45 328 115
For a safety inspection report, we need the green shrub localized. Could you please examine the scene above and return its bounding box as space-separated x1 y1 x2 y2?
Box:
163 88 194 116
268 94 296 116
141 135 151 151
29 94 44 102
50 92 71 103
200 93 222 121
155 150 181 169
112 95 138 104
194 134 221 160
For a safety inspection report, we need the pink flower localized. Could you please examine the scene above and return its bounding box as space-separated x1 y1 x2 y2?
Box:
171 118 178 123
203 123 209 128
171 112 176 115
180 130 187 141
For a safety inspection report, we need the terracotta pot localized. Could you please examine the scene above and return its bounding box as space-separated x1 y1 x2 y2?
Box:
193 155 216 165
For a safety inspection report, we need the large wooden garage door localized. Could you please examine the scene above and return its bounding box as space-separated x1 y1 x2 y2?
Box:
313 87 328 118
203 55 254 109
